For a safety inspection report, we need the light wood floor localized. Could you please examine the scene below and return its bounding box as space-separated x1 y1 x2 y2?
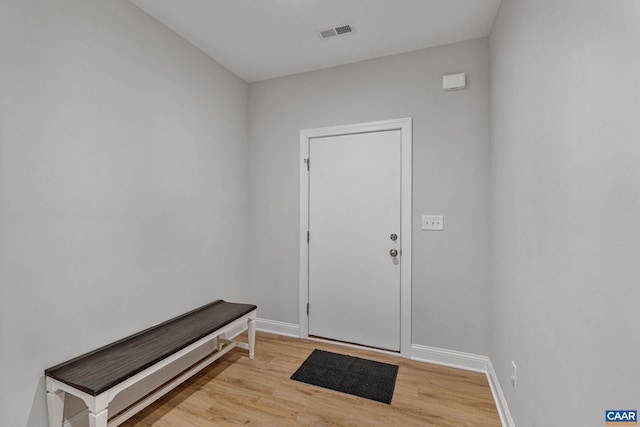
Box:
123 331 501 427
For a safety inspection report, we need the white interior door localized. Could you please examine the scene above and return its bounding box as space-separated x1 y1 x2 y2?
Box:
308 130 401 351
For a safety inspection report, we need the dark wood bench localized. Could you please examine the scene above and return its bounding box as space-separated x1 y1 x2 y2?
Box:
45 300 257 427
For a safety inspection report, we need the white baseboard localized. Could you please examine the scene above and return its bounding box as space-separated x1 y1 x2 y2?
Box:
256 322 514 426
486 359 516 427
410 344 489 373
66 319 513 427
410 344 514 427
256 318 300 337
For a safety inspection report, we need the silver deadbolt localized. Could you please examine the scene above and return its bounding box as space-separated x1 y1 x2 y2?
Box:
389 249 398 257
390 233 398 241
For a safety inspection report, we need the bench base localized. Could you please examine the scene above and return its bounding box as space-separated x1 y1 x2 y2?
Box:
46 311 256 427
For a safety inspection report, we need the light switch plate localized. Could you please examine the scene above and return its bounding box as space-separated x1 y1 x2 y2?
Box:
422 215 444 231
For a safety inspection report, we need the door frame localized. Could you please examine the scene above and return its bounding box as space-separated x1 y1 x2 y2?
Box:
299 117 412 357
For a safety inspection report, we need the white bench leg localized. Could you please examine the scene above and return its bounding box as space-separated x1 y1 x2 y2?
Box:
47 390 65 427
89 408 108 427
217 333 226 352
248 317 256 359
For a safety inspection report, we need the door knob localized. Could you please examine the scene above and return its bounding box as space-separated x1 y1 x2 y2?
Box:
389 249 398 257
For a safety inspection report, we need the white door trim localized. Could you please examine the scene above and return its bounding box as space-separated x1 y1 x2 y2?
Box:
299 117 412 357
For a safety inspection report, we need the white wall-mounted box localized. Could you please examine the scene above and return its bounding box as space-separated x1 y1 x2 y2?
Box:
443 73 466 91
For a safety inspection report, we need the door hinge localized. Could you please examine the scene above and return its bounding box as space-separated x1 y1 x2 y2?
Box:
307 303 309 316
307 230 310 243
304 158 310 171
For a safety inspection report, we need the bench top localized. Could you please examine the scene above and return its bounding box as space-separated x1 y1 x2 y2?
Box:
45 300 256 396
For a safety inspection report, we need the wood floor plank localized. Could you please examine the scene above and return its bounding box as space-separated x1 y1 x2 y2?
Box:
123 332 501 427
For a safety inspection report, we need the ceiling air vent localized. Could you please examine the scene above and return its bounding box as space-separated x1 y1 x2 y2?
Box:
318 23 355 39
319 28 338 39
335 25 353 35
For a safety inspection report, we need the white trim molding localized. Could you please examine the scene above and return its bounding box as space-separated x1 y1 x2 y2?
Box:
68 322 514 427
256 318 300 337
486 359 516 427
411 344 514 427
299 117 413 357
410 344 489 373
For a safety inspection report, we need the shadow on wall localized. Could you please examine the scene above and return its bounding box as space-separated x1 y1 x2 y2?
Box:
26 376 46 427
26 376 86 427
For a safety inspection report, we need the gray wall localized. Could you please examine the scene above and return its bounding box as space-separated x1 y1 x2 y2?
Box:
248 38 491 354
0 1 249 426
490 1 640 425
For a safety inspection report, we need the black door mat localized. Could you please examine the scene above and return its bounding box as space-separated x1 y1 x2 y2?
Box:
290 349 399 404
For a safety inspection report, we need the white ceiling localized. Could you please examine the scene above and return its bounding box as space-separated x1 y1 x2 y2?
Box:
130 0 501 83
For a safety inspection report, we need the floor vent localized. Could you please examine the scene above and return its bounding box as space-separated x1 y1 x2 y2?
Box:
318 23 355 39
